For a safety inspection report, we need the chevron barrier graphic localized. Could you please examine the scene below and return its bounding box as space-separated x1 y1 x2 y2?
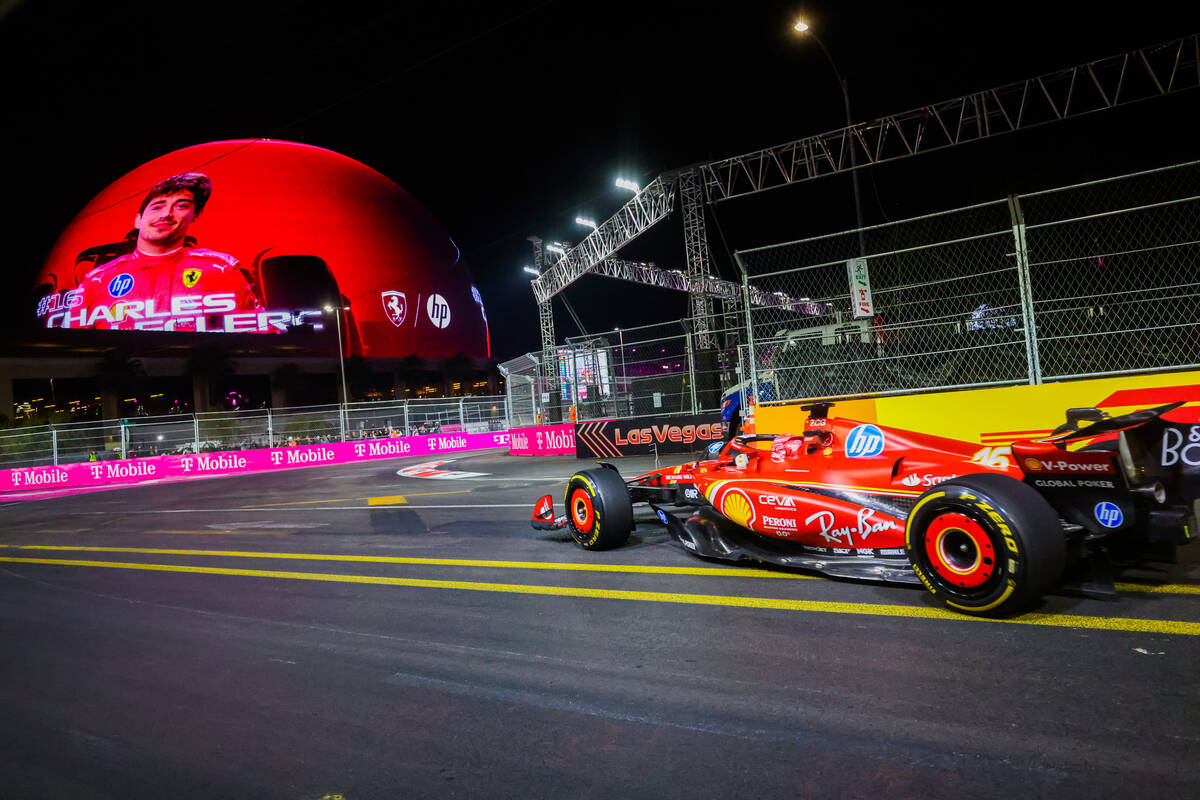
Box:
575 415 726 458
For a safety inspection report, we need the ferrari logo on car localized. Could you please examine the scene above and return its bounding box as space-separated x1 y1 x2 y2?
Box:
381 290 407 327
182 268 202 288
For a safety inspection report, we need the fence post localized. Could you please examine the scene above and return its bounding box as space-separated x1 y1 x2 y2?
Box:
1007 194 1043 385
120 421 128 459
685 331 698 414
51 426 58 466
403 400 410 436
458 397 465 427
735 252 759 403
338 404 347 442
193 414 200 454
266 408 273 447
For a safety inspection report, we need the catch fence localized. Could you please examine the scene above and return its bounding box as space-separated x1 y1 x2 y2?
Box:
0 396 507 469
736 160 1200 403
500 311 744 427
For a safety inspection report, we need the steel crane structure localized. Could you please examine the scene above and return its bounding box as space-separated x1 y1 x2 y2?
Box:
528 33 1199 394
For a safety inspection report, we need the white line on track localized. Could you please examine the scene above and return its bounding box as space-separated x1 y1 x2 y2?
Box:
61 503 536 514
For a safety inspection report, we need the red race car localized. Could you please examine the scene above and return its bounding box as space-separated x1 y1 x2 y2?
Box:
533 402 1198 616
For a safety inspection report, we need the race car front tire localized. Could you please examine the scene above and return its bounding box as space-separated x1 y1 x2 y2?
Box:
565 468 633 550
905 473 1065 617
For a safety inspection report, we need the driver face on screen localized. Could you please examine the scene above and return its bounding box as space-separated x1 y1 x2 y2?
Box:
134 191 198 254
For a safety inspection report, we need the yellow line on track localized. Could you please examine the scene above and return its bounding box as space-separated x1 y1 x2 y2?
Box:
0 545 812 579
0 555 1197 635
1116 581 1200 596
240 498 354 508
242 489 471 508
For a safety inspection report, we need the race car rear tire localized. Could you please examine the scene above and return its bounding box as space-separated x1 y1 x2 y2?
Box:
565 468 633 550
905 473 1065 617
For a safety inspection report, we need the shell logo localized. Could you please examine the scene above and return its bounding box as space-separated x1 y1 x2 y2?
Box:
721 488 756 528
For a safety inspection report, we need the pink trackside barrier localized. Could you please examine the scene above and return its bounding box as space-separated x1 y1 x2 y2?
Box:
0 431 511 500
507 424 576 456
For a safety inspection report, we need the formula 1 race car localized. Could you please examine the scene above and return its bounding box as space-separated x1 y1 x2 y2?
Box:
532 402 1199 616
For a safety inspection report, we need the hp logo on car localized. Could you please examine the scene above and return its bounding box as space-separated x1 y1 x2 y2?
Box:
107 273 134 298
1094 501 1124 528
845 424 885 458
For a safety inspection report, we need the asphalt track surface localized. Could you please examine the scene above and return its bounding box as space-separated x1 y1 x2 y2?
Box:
1 448 1199 799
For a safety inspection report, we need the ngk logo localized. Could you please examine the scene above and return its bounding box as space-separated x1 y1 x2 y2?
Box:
426 294 451 328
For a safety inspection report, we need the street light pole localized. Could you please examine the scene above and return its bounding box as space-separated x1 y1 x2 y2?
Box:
325 304 349 428
795 21 866 256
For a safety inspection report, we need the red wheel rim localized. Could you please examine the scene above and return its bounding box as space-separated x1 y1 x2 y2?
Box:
924 511 994 588
570 488 595 531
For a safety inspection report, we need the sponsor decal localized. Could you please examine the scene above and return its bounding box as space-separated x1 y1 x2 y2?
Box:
706 441 723 456
1094 501 1124 528
758 493 796 508
845 424 885 458
761 515 798 530
107 273 134 298
805 507 898 546
10 468 71 487
511 424 574 455
426 293 451 328
1028 458 1114 474
899 473 957 488
847 257 873 318
655 508 670 525
1033 478 1115 489
1162 425 1200 467
576 415 724 458
614 423 724 446
1024 457 1042 472
182 268 202 288
181 453 248 473
382 290 408 327
720 488 756 527
683 487 700 500
396 460 488 479
970 446 1012 469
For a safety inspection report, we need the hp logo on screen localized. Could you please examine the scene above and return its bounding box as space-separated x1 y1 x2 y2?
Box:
845 424 885 458
107 273 134 298
1094 501 1123 528
426 294 451 328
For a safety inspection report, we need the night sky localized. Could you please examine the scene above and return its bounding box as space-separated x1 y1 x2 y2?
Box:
1 0 1196 360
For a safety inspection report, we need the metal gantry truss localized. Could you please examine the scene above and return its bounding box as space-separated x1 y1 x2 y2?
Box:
700 34 1200 201
529 33 1199 365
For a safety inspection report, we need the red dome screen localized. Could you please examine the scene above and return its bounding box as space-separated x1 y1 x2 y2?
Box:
33 140 489 358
